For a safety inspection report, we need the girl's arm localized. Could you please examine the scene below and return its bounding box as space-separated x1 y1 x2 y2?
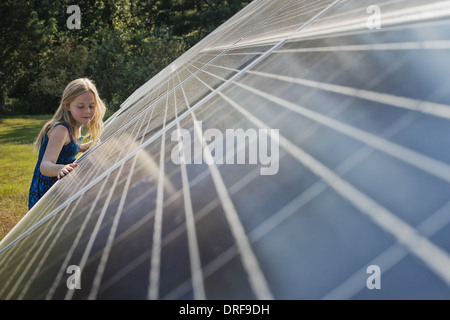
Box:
79 140 92 153
40 125 78 180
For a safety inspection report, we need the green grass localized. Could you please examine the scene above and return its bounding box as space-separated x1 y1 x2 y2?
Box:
0 114 51 241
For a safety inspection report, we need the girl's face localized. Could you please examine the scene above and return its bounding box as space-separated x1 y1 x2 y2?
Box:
68 91 96 127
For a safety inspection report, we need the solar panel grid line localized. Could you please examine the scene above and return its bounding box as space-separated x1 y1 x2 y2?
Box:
165 90 362 298
217 94 417 245
3 205 70 299
273 40 450 53
82 149 178 299
96 248 149 297
188 3 357 93
0 193 71 261
7 204 71 298
0 192 84 295
244 110 419 247
323 198 450 299
99 83 165 141
235 112 418 299
0 217 37 273
221 91 450 288
194 9 283 58
294 0 342 32
38 100 153 218
210 0 338 50
18 123 141 231
103 102 149 161
101 54 212 128
0 237 14 279
173 85 206 300
188 105 274 300
97 41 257 149
58 31 289 204
232 81 450 184
220 0 341 49
17 196 84 299
64 162 126 300
244 0 339 38
116 73 180 124
245 68 450 119
45 174 110 299
163 0 263 56
108 0 283 118
162 154 277 300
77 173 161 296
47 127 200 302
323 239 407 299
249 22 450 98
2 205 72 299
1 239 38 298
104 88 153 127
176 71 267 190
292 0 450 40
189 45 450 188
102 84 174 145
148 82 171 300
86 145 140 300
198 37 412 97
111 48 198 116
203 0 295 50
201 51 266 57
171 71 287 299
0 246 24 296
185 68 218 93
227 1 308 40
326 112 420 175
0 89 170 254
241 29 450 181
113 91 162 148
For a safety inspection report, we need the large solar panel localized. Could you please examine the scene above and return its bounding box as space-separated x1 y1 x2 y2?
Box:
2 0 450 300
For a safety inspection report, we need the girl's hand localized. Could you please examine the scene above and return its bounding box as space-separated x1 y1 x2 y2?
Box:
57 163 78 180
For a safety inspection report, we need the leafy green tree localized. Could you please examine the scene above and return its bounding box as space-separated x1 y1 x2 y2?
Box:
1 0 249 114
0 0 45 112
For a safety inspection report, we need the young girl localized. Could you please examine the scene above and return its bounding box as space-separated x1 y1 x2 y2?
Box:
28 78 106 210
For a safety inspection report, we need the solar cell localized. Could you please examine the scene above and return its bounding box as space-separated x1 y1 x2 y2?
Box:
2 0 450 300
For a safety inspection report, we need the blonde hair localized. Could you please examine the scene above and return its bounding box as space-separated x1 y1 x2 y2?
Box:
33 78 106 152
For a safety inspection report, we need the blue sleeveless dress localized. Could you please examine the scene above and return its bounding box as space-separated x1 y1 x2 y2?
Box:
28 123 81 210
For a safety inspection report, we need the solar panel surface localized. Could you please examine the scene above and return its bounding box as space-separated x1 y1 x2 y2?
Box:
1 0 450 300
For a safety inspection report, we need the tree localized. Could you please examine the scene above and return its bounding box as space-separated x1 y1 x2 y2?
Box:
0 0 249 114
0 0 45 111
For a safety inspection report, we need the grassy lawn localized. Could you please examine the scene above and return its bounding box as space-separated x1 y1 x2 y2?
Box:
0 114 51 242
